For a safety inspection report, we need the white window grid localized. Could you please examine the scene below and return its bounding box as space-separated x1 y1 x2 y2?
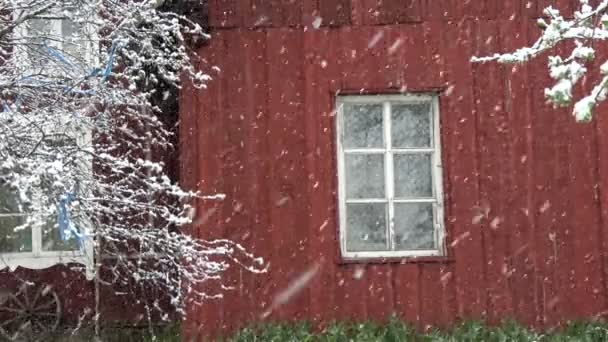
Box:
336 94 445 259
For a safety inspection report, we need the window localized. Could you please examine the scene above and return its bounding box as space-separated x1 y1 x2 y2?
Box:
0 11 94 278
336 94 445 259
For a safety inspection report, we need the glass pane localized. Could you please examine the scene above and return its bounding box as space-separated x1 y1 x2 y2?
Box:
42 218 79 251
0 216 32 253
343 104 383 148
0 185 20 214
345 154 384 198
391 103 431 148
62 19 85 60
26 19 57 69
394 203 435 250
0 184 31 253
346 203 387 252
394 154 433 198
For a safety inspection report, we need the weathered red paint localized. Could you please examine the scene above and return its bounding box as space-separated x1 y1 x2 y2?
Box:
181 0 608 340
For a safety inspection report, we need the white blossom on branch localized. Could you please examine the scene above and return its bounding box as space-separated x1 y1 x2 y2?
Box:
472 0 608 122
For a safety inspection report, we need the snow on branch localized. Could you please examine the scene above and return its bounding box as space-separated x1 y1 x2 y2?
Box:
472 0 608 121
0 0 264 328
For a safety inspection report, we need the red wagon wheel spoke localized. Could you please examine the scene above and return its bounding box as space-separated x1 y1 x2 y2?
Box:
30 286 43 308
16 320 31 334
33 312 58 317
0 316 20 328
33 319 48 332
34 299 57 311
6 293 25 310
0 306 22 313
20 285 29 308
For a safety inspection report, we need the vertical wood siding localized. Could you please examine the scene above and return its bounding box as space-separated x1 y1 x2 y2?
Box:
181 0 608 339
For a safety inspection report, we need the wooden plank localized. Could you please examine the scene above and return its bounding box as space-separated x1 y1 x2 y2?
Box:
593 41 608 322
280 0 303 26
217 29 251 333
568 122 605 318
208 29 272 331
208 0 242 28
473 19 514 324
303 28 338 326
393 264 421 328
373 0 422 24
536 0 574 17
420 21 443 89
179 48 199 195
365 265 394 322
543 42 574 325
439 263 458 327
528 47 558 328
249 0 302 27
265 27 309 322
178 45 199 340
338 26 391 91
420 264 443 330
501 0 524 20
249 0 275 27
567 72 605 319
194 30 226 339
339 266 368 321
350 0 365 26
319 0 351 26
440 19 487 321
241 30 271 325
500 18 539 326
424 0 457 21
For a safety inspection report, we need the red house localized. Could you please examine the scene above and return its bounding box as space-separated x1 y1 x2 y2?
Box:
180 0 608 340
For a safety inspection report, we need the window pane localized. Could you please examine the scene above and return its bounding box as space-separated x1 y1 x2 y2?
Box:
394 154 433 198
0 185 20 214
345 154 384 198
346 203 387 251
62 19 86 60
391 103 431 148
343 104 383 148
0 184 32 253
42 218 79 251
394 203 434 250
0 216 32 253
26 19 58 69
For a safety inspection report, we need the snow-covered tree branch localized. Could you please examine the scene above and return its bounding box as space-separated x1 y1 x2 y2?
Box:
472 0 608 122
0 0 263 326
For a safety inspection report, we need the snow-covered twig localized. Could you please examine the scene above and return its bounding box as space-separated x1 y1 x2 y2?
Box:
472 0 608 121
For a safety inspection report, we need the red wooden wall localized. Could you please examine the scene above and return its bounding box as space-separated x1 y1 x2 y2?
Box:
180 0 608 339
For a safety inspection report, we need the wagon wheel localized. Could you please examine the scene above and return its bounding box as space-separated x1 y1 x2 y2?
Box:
0 283 61 341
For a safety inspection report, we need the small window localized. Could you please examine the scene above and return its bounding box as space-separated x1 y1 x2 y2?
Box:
336 94 445 259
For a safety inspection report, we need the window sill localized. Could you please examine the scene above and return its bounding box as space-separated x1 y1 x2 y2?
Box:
338 255 454 265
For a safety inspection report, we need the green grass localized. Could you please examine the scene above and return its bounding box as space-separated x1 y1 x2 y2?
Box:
43 319 608 341
227 318 608 342
48 324 180 342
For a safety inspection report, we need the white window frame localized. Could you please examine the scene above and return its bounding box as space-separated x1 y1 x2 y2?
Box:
0 12 96 280
336 94 445 259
